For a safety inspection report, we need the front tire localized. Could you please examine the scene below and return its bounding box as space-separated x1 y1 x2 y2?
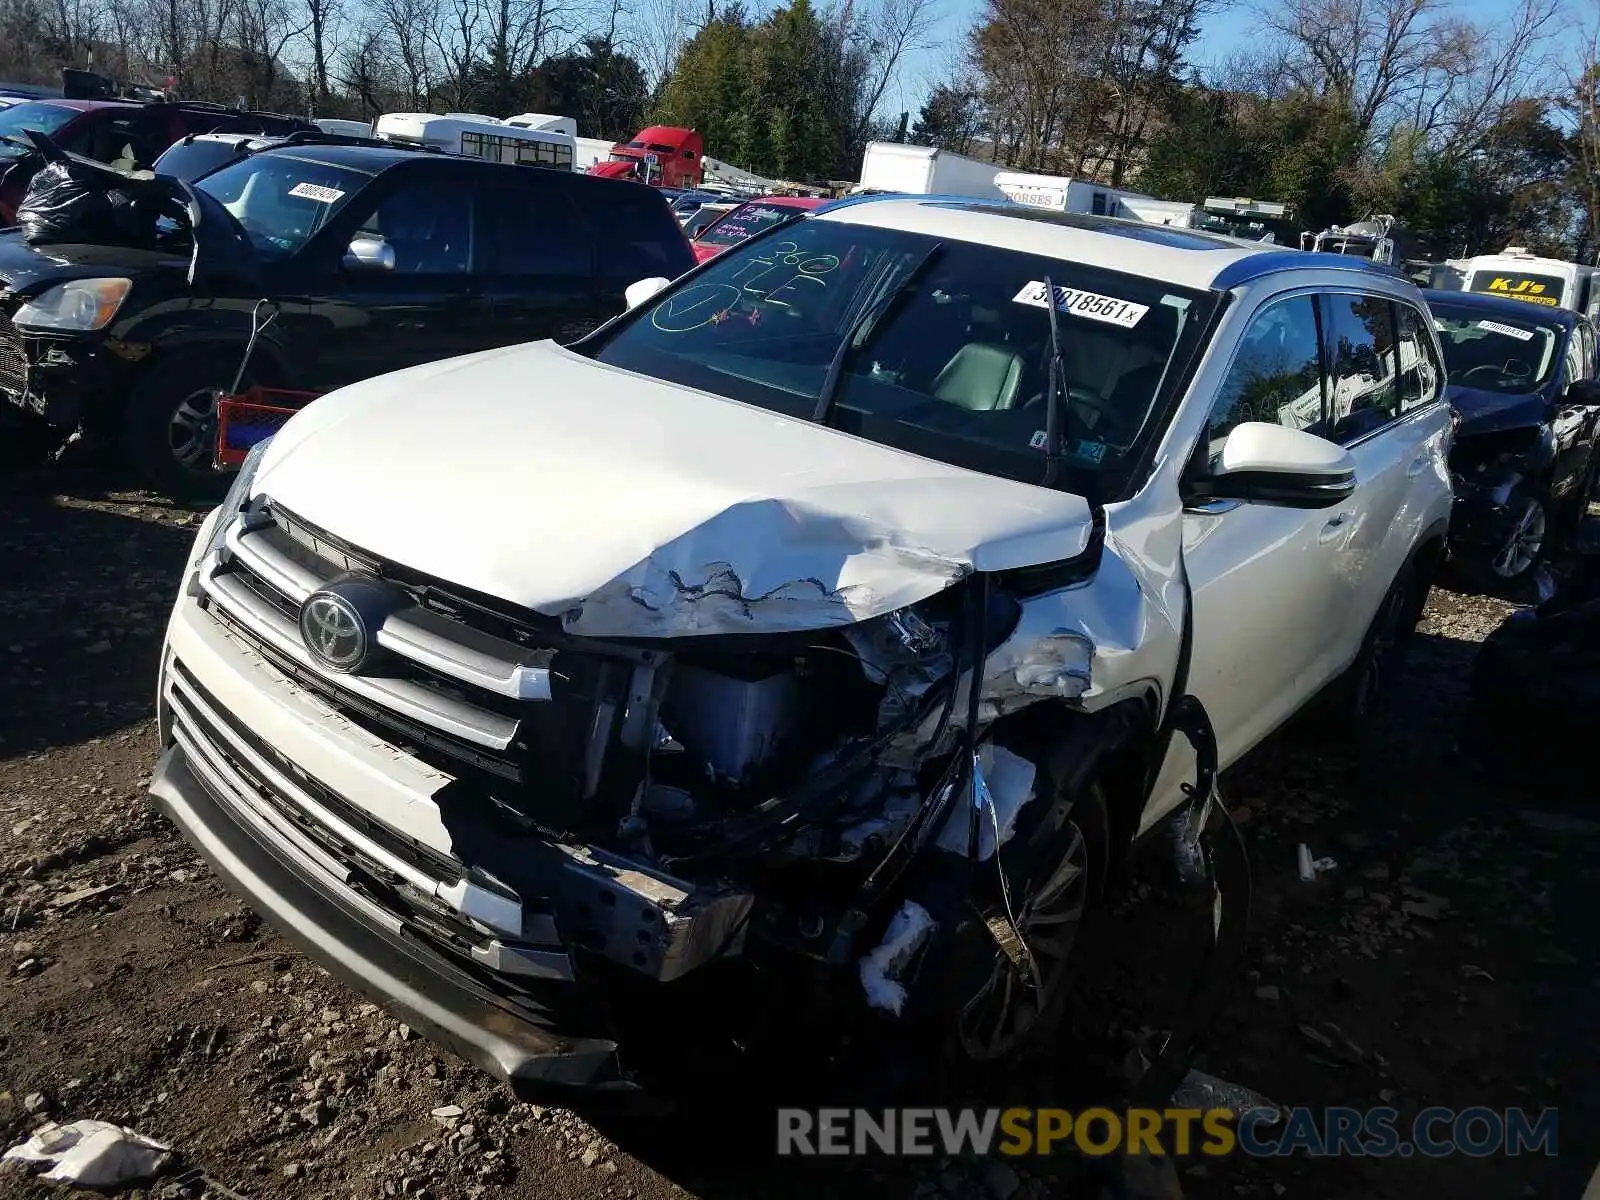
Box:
1485 485 1549 586
121 352 249 502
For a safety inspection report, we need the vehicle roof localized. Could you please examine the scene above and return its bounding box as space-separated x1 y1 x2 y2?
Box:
256 142 431 170
742 195 825 210
812 196 1407 291
1424 288 1578 328
17 98 136 114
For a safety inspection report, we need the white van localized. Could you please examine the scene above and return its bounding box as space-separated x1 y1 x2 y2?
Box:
373 112 575 171
1462 247 1600 322
313 118 374 138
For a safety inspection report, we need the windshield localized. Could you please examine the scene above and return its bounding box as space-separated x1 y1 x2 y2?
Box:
1431 300 1561 394
0 101 76 157
194 155 367 257
589 220 1211 494
699 202 802 248
153 138 249 183
1467 269 1566 309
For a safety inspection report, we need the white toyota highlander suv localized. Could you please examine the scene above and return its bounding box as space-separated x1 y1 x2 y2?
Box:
152 197 1453 1092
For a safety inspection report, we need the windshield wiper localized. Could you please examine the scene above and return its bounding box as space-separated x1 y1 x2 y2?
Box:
1040 274 1071 487
811 241 945 425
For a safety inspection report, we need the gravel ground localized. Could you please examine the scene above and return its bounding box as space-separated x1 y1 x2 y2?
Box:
1 470 1595 1200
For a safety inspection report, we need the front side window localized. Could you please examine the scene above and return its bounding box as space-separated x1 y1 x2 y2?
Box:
195 155 369 257
352 179 475 274
589 220 1211 495
1429 298 1560 395
1203 295 1323 461
1323 292 1399 443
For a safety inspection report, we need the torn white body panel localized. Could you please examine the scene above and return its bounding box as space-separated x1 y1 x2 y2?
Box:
859 899 937 1016
252 342 1096 636
934 743 1039 860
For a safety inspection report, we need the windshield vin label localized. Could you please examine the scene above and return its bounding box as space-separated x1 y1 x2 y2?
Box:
1013 281 1148 328
289 182 346 203
1477 320 1536 342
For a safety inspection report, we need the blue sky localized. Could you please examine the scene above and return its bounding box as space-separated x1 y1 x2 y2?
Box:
886 0 1541 119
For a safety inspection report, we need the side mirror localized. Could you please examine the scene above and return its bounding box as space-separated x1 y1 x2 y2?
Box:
625 277 670 309
343 236 395 272
1201 422 1356 509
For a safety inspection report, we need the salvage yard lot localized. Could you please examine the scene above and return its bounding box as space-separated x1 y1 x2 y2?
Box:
1 469 1596 1200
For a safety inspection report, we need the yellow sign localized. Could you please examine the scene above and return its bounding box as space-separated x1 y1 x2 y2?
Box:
1477 276 1561 307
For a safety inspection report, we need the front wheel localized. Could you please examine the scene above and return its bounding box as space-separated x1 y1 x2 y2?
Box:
121 352 249 502
1486 486 1549 585
949 780 1109 1066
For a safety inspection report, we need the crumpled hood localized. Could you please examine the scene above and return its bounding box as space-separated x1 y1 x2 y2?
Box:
1447 383 1548 439
255 342 1096 637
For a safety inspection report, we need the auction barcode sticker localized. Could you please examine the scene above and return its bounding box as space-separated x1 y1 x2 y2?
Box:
289 182 346 203
1013 281 1148 328
1477 319 1535 342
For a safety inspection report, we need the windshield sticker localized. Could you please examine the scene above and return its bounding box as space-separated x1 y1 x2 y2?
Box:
1477 319 1536 341
1013 281 1149 328
1069 439 1108 463
289 182 345 203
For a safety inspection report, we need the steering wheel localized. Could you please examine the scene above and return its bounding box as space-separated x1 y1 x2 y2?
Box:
1023 386 1126 440
1460 363 1509 386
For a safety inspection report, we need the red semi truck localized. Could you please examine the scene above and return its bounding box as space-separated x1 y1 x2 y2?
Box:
587 126 703 188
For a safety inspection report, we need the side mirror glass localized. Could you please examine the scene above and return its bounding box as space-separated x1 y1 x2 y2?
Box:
1203 422 1356 509
625 277 670 309
343 236 395 272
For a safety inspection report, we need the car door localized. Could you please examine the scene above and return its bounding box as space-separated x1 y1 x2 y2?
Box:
475 178 607 347
277 171 493 392
1178 291 1353 766
1316 291 1446 669
1549 323 1599 499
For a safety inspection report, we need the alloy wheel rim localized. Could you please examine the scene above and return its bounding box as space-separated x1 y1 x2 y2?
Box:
1492 498 1546 579
957 822 1088 1061
168 387 220 469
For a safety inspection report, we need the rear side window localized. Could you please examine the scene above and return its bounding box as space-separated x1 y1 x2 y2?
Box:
478 184 592 277
1322 292 1399 443
1394 303 1441 413
582 184 693 281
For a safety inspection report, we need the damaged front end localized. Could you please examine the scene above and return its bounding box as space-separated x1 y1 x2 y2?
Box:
1447 411 1553 573
163 475 1193 1093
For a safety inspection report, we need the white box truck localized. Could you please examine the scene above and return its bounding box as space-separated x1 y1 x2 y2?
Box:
993 171 1171 222
1462 246 1600 322
854 142 1003 199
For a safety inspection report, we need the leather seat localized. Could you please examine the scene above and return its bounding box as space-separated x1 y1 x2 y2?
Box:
933 342 1025 411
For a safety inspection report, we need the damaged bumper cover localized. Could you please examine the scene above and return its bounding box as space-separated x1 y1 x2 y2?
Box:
149 742 630 1090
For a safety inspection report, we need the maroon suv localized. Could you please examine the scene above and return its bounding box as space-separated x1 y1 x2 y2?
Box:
0 99 313 222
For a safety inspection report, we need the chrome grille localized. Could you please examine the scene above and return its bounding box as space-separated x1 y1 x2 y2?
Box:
0 305 26 401
199 500 642 818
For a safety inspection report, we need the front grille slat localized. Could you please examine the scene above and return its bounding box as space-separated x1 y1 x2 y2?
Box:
0 308 27 400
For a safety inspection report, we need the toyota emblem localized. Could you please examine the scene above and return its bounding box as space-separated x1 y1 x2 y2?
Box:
299 572 406 673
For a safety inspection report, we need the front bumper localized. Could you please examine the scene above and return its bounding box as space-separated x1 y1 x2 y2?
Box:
0 319 125 427
150 741 628 1090
1449 470 1528 556
151 589 639 1090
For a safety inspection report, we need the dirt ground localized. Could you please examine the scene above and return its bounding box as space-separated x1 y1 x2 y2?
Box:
1 467 1596 1200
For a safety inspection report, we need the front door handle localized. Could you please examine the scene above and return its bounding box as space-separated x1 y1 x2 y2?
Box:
1407 454 1429 477
1319 512 1352 544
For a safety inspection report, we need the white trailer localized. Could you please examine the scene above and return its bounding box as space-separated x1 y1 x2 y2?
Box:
374 112 576 171
854 142 1003 199
314 118 373 138
994 170 1164 220
1117 195 1195 227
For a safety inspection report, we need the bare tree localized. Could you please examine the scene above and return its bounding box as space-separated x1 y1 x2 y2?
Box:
296 0 342 111
430 0 481 108
620 0 690 96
